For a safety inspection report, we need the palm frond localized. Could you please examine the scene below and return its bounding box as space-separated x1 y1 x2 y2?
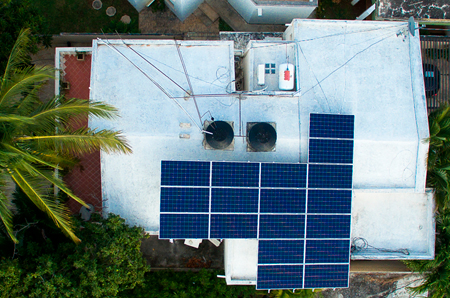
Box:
34 96 119 120
0 190 17 243
28 96 119 132
1 28 31 88
2 143 62 170
0 65 54 109
8 167 81 243
16 128 132 154
27 164 88 208
0 114 36 124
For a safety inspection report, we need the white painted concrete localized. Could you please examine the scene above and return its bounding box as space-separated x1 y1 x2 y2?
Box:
224 239 258 285
351 190 435 260
87 19 433 286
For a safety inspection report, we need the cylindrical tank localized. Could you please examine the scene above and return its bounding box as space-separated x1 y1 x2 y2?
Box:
279 63 295 91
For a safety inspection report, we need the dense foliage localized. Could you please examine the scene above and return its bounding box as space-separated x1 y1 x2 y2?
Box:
121 269 258 298
0 212 150 298
404 106 450 297
0 0 50 72
0 29 131 243
32 0 139 34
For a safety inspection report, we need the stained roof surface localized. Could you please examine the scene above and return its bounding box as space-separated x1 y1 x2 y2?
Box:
377 0 450 20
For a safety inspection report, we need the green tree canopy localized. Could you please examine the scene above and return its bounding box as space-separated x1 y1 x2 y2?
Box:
0 28 131 244
0 0 51 72
0 213 150 298
404 106 450 297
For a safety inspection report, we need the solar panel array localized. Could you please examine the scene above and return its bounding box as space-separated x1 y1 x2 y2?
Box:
160 113 355 290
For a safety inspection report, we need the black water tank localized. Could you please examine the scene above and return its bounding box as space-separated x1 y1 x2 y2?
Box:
248 123 277 152
205 121 234 149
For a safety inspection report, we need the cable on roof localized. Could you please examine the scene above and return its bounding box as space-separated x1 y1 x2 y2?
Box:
97 37 204 133
174 39 203 126
351 237 410 256
301 31 396 99
114 31 189 95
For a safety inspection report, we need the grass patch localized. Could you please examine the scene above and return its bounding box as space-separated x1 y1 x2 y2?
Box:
33 0 139 34
219 18 233 32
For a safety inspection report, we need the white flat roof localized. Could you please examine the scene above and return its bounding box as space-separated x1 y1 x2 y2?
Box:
284 19 429 192
89 19 433 268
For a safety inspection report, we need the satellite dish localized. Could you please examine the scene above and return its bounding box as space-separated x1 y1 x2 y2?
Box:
205 121 234 149
248 123 277 152
408 16 416 36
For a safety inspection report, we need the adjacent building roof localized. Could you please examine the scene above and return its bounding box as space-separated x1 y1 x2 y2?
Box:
376 0 450 22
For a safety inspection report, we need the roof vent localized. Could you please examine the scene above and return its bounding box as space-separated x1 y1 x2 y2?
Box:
247 122 277 152
205 121 234 150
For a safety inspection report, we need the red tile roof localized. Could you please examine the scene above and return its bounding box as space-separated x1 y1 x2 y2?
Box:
62 54 102 213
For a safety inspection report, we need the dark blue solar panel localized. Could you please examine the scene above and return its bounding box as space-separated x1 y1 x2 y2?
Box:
259 215 305 239
308 164 353 189
159 214 208 239
260 189 306 213
258 240 304 264
305 240 350 263
210 214 257 238
212 162 259 187
160 187 209 212
261 163 307 188
257 265 303 290
309 139 354 164
211 188 258 213
161 161 210 186
306 215 351 239
309 114 354 139
304 265 349 288
307 190 352 213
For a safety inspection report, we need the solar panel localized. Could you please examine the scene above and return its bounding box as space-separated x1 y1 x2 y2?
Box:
260 189 306 213
159 214 208 239
309 114 354 139
308 139 354 164
308 164 353 189
212 162 259 187
210 214 258 238
261 163 307 188
305 240 350 263
258 240 304 264
160 187 209 213
160 111 355 290
161 160 210 186
259 215 305 239
306 215 351 239
211 188 258 213
304 265 349 288
257 265 304 290
307 190 352 214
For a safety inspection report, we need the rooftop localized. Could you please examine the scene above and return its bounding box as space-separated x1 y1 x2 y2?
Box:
86 19 433 288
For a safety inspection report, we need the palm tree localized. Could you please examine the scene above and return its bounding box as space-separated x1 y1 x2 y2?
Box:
0 29 131 243
427 106 450 211
403 105 450 297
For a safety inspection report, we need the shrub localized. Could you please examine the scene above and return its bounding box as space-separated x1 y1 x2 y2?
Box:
0 213 150 298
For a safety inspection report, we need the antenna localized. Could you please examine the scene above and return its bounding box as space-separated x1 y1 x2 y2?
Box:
174 39 204 126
